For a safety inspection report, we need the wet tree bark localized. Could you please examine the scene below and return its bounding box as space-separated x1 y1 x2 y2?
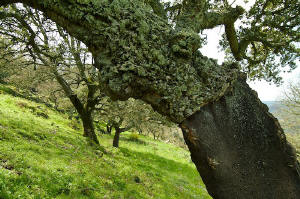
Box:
180 75 300 199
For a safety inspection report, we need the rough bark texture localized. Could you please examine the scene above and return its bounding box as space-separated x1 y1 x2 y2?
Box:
113 128 121 148
181 74 300 199
1 1 299 198
54 71 100 144
1 0 239 122
81 111 99 145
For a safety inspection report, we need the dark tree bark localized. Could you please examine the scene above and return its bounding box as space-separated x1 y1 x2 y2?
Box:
113 127 121 148
180 75 300 199
1 1 300 198
112 125 132 148
81 111 99 145
138 129 143 135
54 72 100 145
106 123 113 135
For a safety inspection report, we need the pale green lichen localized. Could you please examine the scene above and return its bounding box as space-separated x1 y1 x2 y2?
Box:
31 0 238 123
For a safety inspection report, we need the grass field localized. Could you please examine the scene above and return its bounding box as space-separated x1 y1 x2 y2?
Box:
0 89 211 199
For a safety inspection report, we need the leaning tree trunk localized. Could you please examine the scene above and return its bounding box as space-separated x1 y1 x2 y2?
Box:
81 112 99 145
180 75 300 199
1 1 299 198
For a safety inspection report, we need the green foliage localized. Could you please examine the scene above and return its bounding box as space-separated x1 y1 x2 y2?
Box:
272 78 300 160
0 38 23 83
286 133 300 161
128 133 139 142
16 0 236 122
273 107 300 161
220 0 300 84
2 0 298 122
0 86 211 199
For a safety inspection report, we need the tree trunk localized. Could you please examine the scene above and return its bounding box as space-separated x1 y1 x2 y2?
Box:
113 128 121 148
180 76 300 199
2 1 299 197
106 124 112 135
81 112 99 145
138 129 142 135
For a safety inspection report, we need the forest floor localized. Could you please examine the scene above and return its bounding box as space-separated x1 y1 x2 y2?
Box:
0 85 211 199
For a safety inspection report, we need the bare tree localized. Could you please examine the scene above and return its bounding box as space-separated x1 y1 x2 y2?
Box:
283 77 300 115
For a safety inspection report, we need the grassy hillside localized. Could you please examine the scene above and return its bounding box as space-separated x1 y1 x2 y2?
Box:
0 88 211 199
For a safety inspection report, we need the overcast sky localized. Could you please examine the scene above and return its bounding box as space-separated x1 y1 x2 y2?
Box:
164 0 299 101
200 25 300 102
197 0 300 101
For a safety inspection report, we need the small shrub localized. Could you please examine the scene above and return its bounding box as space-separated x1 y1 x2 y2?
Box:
128 133 139 142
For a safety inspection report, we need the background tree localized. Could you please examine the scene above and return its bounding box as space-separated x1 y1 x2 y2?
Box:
0 6 104 144
97 97 178 147
275 77 300 161
98 98 134 148
283 77 300 113
0 37 32 83
98 98 146 148
1 0 299 198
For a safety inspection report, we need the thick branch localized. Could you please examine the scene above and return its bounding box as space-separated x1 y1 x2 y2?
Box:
2 0 239 123
203 6 245 29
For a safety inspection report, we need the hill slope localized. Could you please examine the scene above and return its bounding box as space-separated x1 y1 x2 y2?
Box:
0 89 211 199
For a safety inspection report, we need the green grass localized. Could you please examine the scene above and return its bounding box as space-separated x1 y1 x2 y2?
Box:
0 90 211 198
286 133 300 161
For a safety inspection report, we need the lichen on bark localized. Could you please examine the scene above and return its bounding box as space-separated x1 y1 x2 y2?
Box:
93 1 239 122
86 1 238 122
16 0 239 122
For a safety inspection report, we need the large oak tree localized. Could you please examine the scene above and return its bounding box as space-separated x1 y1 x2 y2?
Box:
1 0 299 198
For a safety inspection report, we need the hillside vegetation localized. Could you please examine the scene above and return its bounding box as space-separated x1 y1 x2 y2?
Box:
273 106 300 160
0 86 211 199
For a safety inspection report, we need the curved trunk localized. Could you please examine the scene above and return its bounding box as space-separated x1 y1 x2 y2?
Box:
81 112 99 145
180 76 300 199
2 1 299 197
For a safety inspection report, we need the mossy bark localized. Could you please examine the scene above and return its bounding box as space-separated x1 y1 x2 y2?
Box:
54 71 99 145
2 1 299 198
180 74 300 199
81 111 99 145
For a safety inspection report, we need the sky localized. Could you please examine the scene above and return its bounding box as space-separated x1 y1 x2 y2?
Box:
197 0 300 102
200 27 300 101
164 0 299 101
